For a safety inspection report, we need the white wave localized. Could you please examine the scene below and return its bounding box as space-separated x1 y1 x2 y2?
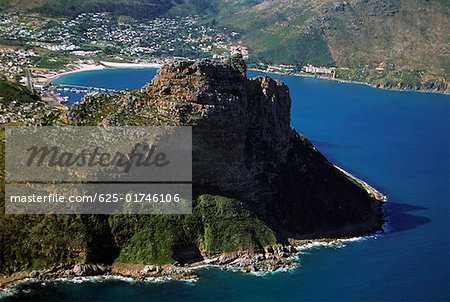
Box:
248 265 298 277
295 235 371 253
101 275 135 283
0 286 20 300
0 278 36 300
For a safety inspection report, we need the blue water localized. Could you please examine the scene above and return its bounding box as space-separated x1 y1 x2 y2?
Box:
2 70 449 301
52 68 158 106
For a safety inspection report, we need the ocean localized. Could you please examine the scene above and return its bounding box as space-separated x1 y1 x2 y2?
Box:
2 69 449 301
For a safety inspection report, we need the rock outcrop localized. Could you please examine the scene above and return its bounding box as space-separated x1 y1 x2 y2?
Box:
0 58 384 277
0 80 58 124
70 57 383 240
142 58 382 239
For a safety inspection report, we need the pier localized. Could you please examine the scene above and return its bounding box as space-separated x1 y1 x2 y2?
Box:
53 84 116 94
40 83 116 107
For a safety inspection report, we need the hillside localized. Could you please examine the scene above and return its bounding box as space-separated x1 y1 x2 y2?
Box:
0 0 214 19
0 80 59 124
0 0 180 19
194 1 449 68
1 0 448 91
178 0 449 90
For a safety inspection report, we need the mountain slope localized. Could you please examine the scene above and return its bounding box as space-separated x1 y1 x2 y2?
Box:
0 0 183 19
192 0 449 75
0 59 383 273
184 0 449 91
0 0 216 19
1 0 448 85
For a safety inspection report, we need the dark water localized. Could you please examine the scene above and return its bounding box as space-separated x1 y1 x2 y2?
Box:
2 70 449 301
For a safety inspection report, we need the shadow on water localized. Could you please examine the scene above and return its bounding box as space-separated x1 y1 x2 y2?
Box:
305 139 431 236
383 201 431 234
310 140 341 148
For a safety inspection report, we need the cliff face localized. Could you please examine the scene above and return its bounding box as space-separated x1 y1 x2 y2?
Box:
140 59 291 203
159 58 381 239
74 57 382 239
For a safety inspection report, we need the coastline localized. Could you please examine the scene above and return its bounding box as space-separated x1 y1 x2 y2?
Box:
43 64 107 83
2 62 388 291
0 248 299 289
0 272 29 289
0 234 376 290
0 167 386 290
248 68 450 96
38 62 447 96
99 61 163 69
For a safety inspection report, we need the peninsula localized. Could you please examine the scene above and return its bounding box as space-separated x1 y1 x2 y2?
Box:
0 57 384 286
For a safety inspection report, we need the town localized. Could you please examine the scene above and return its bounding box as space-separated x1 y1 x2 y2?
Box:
0 13 248 78
0 12 339 107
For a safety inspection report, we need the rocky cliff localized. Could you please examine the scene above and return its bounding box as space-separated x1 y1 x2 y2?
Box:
69 57 383 239
0 58 383 275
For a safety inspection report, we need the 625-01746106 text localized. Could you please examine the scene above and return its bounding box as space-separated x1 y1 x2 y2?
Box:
8 193 182 203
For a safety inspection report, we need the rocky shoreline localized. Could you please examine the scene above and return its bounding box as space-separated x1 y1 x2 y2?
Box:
0 244 300 288
0 162 386 289
0 234 384 289
1 232 388 289
1 58 387 291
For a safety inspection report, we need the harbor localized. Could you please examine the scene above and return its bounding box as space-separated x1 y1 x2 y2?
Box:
41 83 116 106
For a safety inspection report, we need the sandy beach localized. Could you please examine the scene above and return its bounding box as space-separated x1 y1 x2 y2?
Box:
38 61 163 85
99 61 162 69
43 64 106 83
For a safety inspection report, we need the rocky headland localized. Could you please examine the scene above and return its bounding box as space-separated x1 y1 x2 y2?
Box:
0 57 384 286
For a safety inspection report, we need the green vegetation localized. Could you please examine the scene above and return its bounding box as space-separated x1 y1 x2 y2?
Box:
0 121 113 273
195 195 276 253
0 80 61 124
0 87 90 273
188 0 448 90
0 55 384 276
336 67 448 91
0 80 41 105
0 39 25 47
0 213 118 273
0 0 219 19
0 193 278 271
34 0 176 19
245 29 335 66
34 57 69 70
112 195 276 265
112 215 199 265
31 50 74 70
